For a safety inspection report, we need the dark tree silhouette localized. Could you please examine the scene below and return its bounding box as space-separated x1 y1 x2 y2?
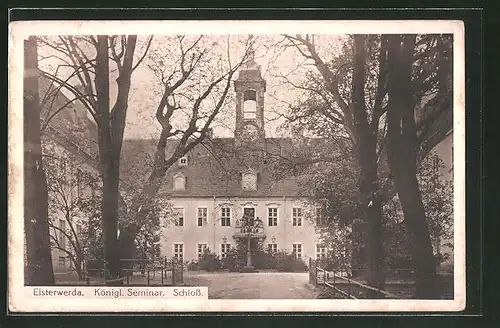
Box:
24 36 55 285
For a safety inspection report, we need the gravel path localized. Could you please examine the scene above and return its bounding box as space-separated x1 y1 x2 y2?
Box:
184 272 318 299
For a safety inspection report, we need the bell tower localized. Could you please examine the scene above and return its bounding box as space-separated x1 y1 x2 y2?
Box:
234 39 266 147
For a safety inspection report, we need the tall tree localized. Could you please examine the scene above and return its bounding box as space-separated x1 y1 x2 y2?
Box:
351 35 386 294
24 36 55 285
384 34 452 298
38 35 152 283
280 34 452 297
283 34 388 295
383 152 454 273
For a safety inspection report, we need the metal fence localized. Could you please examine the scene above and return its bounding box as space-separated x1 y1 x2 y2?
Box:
85 257 184 286
309 258 403 299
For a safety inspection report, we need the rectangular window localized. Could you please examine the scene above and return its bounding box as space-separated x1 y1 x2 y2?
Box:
173 243 184 262
221 207 231 227
267 243 278 253
292 243 302 259
221 244 231 258
58 256 66 268
58 219 66 248
174 208 184 227
197 243 208 260
316 244 327 260
268 208 278 226
292 207 302 226
197 208 208 227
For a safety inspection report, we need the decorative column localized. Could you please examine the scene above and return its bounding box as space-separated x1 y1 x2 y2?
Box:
237 216 263 273
246 235 252 267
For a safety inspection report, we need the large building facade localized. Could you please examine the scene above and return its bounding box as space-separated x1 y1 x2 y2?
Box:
161 197 321 263
34 46 454 273
154 54 323 263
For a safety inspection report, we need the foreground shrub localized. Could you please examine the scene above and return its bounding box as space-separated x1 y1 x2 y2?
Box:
198 248 221 272
221 248 242 272
273 251 308 272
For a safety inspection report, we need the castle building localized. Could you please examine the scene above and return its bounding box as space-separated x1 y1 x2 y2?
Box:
35 52 325 272
34 42 454 273
125 52 325 264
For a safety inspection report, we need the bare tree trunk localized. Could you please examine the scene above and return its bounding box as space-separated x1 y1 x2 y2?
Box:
351 35 385 296
386 34 437 298
395 166 437 298
118 225 136 275
76 257 84 281
24 36 55 285
35 35 142 282
94 35 137 283
349 219 366 277
95 35 121 283
101 161 121 282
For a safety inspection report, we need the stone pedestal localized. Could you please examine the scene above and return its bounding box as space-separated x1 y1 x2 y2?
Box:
240 266 257 273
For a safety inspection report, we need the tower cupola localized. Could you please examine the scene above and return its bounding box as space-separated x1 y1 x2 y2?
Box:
234 38 266 146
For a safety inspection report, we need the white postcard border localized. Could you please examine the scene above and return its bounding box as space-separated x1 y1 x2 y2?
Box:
8 19 466 312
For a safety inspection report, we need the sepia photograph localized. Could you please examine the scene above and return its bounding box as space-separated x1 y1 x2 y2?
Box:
8 20 465 312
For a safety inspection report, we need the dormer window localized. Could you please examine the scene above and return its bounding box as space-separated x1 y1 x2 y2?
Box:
173 173 186 191
178 156 188 166
242 170 257 191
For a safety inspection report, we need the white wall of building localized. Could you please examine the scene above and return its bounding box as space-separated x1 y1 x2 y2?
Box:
160 196 320 263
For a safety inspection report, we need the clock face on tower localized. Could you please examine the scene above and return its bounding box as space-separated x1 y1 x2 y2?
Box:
242 124 259 142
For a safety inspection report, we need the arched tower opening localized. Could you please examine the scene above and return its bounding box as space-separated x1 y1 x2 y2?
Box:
243 90 257 120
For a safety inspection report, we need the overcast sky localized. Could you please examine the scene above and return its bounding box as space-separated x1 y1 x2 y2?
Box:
38 34 345 140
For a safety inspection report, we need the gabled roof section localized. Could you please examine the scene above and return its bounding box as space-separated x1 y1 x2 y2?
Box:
39 75 99 165
420 107 453 155
119 137 305 198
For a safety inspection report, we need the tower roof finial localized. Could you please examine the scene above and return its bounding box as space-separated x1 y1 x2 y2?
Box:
248 34 255 61
243 34 259 70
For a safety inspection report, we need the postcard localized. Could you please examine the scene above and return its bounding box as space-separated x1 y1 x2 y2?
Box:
8 19 465 312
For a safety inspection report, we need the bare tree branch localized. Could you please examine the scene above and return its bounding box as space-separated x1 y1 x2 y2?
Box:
132 36 154 72
39 69 97 121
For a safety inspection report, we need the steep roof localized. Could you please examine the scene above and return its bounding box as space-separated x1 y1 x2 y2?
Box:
119 137 304 198
418 106 453 156
39 76 100 165
37 75 304 198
